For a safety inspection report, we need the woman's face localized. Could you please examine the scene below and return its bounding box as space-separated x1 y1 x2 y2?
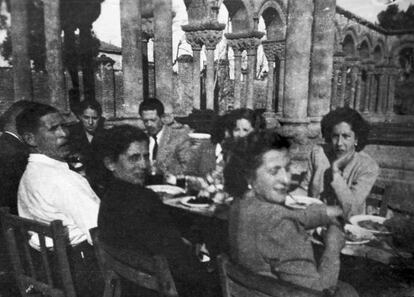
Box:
106 141 150 185
250 149 291 204
80 107 100 135
233 118 254 139
331 121 357 159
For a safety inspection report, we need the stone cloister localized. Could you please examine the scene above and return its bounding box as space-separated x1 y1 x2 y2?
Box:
4 0 414 187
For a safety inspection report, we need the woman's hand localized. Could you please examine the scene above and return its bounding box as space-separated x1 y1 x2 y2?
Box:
332 151 354 175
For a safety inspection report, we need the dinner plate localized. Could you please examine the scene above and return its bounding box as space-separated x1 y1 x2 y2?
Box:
146 184 186 196
285 195 323 209
180 196 212 208
188 133 211 139
349 215 391 234
344 224 375 245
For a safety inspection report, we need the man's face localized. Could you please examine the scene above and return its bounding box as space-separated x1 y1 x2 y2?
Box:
32 112 70 161
80 107 100 135
109 141 150 185
141 110 163 136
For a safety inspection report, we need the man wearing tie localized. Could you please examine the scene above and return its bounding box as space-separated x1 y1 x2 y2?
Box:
139 98 193 176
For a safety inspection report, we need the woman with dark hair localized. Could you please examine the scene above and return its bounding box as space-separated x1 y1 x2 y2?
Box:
224 130 358 296
227 108 266 139
291 107 379 218
97 125 218 297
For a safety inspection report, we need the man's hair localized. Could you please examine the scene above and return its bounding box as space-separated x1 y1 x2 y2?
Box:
321 107 370 151
99 125 149 162
77 99 102 117
0 100 35 131
139 98 164 117
16 103 58 135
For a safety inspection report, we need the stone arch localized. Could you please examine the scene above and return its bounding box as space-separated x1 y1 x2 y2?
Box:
373 39 386 63
219 0 255 32
258 0 286 40
342 34 357 57
390 40 414 67
358 34 373 60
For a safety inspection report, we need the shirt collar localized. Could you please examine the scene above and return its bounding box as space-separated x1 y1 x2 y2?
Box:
28 153 69 170
155 125 165 141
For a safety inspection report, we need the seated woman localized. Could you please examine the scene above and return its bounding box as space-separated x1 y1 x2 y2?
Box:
291 107 379 218
97 125 217 297
224 130 358 296
227 108 266 139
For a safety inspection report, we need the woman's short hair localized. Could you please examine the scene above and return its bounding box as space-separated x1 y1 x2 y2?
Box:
99 125 149 162
321 107 370 151
77 99 102 117
227 108 266 133
224 129 290 198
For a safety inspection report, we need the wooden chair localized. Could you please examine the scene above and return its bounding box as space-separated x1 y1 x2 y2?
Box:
217 254 325 297
89 228 178 297
366 184 391 217
0 207 76 297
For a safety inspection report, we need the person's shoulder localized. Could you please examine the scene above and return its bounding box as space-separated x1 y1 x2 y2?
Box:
355 150 379 171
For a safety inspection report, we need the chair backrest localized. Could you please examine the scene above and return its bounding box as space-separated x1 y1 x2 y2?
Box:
366 184 391 217
217 254 324 297
0 207 76 297
90 227 178 297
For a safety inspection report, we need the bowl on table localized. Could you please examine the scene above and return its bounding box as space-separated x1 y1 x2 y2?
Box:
349 215 391 234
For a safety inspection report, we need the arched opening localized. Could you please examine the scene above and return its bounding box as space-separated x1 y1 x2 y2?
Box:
359 40 370 60
343 34 356 57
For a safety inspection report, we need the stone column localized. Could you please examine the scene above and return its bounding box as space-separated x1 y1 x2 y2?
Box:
275 41 286 116
43 0 67 111
244 35 263 109
339 64 348 108
154 0 173 106
120 0 143 117
349 63 359 109
185 31 202 110
95 55 116 118
142 18 154 100
377 67 387 114
308 0 336 120
363 65 374 113
282 0 313 121
262 41 276 112
354 66 363 111
226 39 243 108
10 0 32 101
369 70 379 112
386 66 398 115
200 30 224 110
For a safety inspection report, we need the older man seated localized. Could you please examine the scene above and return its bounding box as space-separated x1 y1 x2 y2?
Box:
16 102 101 297
139 98 193 177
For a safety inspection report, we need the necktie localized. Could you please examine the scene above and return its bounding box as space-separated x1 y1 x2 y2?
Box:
152 135 158 160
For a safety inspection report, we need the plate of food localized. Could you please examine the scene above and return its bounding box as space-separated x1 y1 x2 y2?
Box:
180 196 213 208
349 215 391 234
146 185 186 196
344 224 375 245
285 195 323 209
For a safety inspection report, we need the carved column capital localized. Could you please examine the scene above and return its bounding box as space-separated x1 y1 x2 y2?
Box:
185 31 203 50
142 17 154 41
262 40 286 62
225 31 265 55
198 29 223 50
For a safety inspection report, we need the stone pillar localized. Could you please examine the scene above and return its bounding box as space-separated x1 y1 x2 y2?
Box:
95 55 115 118
369 70 379 112
185 31 202 109
339 64 348 108
262 41 276 112
349 63 359 109
308 0 336 120
10 0 32 102
245 36 263 109
354 66 363 111
363 65 374 113
43 0 67 111
386 66 398 115
120 0 143 117
142 18 154 100
200 30 223 110
282 0 313 121
377 67 387 114
227 40 243 109
154 0 173 106
275 41 286 116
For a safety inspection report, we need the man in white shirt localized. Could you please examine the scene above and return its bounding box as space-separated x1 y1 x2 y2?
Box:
16 102 102 297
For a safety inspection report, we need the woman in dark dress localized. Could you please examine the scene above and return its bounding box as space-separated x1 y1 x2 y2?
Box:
97 125 218 297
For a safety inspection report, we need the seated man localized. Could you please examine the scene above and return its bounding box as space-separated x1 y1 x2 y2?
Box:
98 125 218 297
16 102 101 297
139 98 193 176
0 100 34 214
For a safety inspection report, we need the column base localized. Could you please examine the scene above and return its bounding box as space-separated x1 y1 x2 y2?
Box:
263 111 281 129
